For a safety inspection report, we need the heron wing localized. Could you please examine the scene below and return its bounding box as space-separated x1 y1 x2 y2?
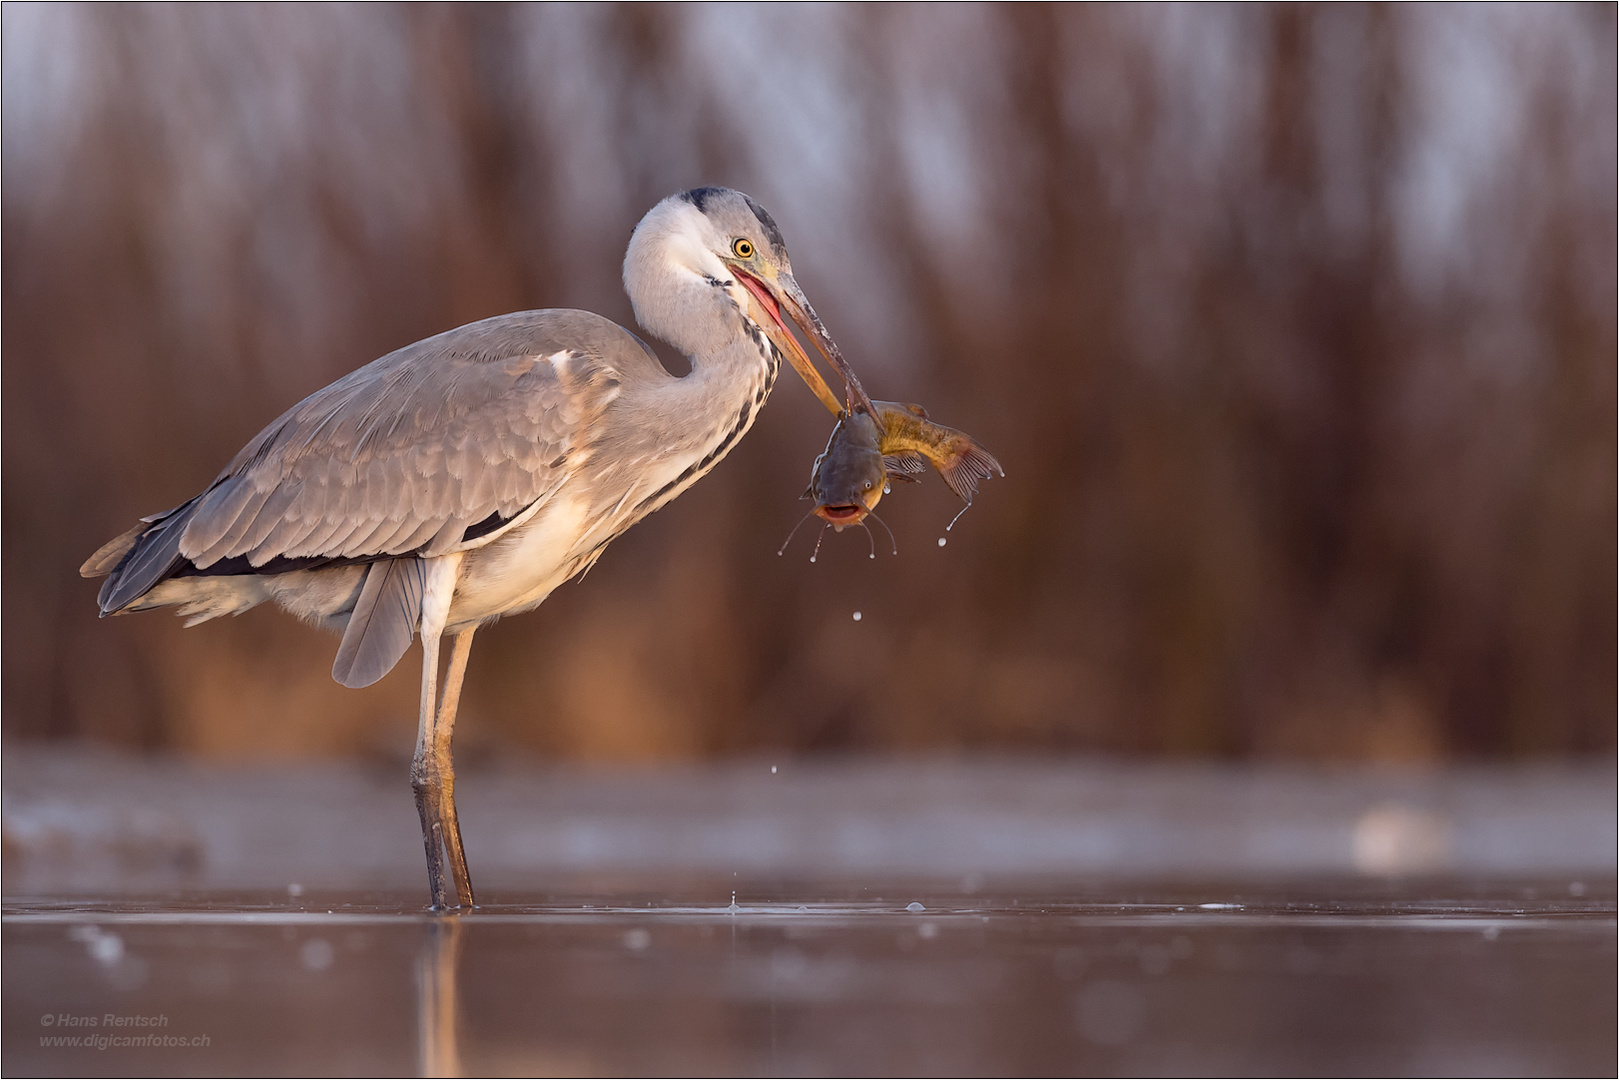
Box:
330 558 427 689
177 311 631 571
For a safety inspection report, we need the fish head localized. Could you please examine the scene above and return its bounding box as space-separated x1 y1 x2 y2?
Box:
810 411 885 531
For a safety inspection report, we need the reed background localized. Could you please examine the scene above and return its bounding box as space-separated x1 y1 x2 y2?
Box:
4 4 1613 763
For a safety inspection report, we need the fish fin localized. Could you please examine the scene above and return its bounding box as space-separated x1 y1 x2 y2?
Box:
331 558 425 688
938 440 1005 504
874 400 929 421
883 452 928 475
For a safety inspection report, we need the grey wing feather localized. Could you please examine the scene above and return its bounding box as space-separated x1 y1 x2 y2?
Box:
331 558 426 688
91 310 646 615
94 500 201 613
80 523 147 579
179 311 626 569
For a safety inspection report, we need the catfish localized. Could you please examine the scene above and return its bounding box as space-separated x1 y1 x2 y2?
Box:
781 402 1002 558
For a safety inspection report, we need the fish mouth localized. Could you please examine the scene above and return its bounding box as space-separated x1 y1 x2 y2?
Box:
814 503 868 530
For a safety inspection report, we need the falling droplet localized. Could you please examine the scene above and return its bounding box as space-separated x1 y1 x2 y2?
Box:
771 765 778 774
853 611 862 621
300 938 334 971
938 537 947 547
869 552 875 559
809 556 816 563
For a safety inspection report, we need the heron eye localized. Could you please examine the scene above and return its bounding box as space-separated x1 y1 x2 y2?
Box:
731 238 754 259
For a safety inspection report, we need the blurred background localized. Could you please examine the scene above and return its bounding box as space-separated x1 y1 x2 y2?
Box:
4 4 1613 765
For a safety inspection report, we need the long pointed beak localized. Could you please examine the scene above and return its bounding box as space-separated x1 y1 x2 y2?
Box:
733 268 878 421
776 273 880 421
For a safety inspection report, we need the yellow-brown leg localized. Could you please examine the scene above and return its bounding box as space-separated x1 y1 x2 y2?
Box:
411 624 451 910
411 555 464 911
434 627 478 907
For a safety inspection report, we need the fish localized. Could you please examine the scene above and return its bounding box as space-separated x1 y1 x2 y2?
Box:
869 401 1003 506
806 408 892 531
787 401 1003 552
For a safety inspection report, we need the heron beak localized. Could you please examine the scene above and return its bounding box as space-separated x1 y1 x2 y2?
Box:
730 265 879 421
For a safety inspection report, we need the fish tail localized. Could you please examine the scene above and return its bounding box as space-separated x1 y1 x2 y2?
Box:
872 403 1003 502
938 438 1004 503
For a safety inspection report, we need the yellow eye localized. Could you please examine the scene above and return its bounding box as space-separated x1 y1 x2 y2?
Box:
731 238 754 259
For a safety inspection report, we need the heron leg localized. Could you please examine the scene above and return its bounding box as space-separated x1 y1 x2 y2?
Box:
411 626 451 910
411 554 464 911
434 627 478 907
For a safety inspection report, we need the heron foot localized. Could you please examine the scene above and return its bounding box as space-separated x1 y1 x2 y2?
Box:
412 762 473 910
439 774 477 908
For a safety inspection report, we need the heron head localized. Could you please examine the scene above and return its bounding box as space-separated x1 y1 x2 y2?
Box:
624 187 876 419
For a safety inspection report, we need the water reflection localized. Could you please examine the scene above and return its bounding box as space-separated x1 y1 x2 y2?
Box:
417 917 462 1079
3 882 1613 1076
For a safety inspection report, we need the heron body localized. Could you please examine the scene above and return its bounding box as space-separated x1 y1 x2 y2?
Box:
82 187 873 908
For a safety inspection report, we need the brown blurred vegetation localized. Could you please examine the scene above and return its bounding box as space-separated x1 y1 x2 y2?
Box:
3 5 1613 762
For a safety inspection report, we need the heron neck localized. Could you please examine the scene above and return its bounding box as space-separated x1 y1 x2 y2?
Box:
684 329 777 410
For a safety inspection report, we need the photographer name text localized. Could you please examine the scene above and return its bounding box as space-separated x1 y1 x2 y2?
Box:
41 1014 169 1028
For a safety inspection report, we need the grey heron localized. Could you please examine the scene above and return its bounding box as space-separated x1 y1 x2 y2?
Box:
81 187 875 909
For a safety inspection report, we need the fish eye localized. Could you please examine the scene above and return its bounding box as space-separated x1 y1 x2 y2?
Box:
731 238 754 259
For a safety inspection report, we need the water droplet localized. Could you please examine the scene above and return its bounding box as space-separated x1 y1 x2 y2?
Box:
82 931 124 966
852 611 862 621
623 929 650 951
906 901 925 913
287 883 303 898
299 939 334 972
937 537 947 547
809 556 816 563
770 765 778 774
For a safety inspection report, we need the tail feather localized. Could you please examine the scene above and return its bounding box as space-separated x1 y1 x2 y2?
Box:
94 501 201 614
331 558 424 688
80 524 147 579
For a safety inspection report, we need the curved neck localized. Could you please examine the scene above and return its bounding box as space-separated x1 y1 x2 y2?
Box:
623 207 757 362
